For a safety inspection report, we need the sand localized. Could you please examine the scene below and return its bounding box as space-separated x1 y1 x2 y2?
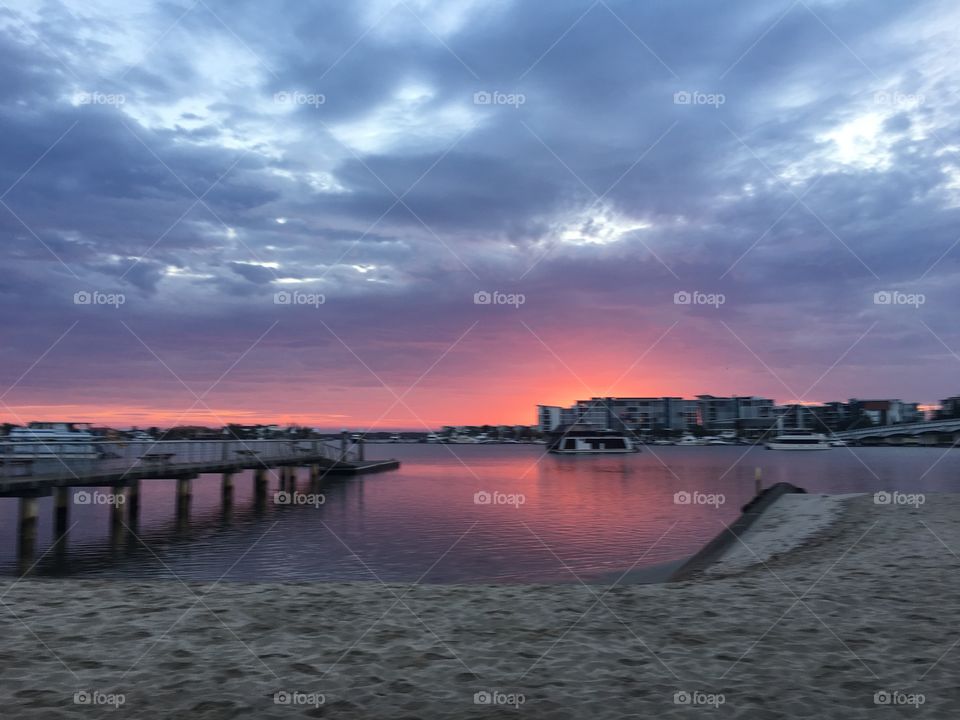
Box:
704 492 861 577
2 493 960 718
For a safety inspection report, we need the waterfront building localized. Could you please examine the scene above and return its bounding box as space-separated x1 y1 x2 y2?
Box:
538 396 775 434
937 396 960 420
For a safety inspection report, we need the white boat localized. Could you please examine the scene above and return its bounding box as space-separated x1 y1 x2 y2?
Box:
5 422 100 459
425 433 441 443
548 431 640 454
829 439 848 447
652 439 675 445
677 434 706 446
766 432 832 450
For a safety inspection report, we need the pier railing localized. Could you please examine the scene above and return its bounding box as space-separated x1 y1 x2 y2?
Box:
0 438 361 481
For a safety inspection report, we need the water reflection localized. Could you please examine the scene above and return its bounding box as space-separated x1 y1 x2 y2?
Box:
2 445 959 583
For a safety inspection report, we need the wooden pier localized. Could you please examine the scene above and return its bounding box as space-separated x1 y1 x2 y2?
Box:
0 435 399 569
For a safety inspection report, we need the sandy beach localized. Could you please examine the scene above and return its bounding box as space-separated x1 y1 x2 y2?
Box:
3 492 959 718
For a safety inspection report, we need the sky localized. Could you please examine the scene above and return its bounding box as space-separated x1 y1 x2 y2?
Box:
0 0 959 429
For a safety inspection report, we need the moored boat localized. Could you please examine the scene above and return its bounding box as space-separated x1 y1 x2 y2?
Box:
766 432 831 450
547 430 640 454
5 422 100 459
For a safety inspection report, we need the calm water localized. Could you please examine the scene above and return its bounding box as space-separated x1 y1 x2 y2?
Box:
2 444 959 583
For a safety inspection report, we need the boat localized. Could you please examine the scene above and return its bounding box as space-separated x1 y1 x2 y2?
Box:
829 439 848 447
5 422 100 459
652 439 675 446
425 433 441 443
766 432 832 450
547 430 640 454
677 434 706 446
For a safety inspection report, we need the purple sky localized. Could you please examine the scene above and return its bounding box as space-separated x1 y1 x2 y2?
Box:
0 0 958 428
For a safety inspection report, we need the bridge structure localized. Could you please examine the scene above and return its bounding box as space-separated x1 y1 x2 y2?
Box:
0 436 399 568
832 419 960 444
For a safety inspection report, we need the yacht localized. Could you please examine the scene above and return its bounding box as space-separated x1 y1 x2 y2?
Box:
766 432 832 450
5 422 100 458
548 431 640 454
425 433 441 443
677 434 706 446
828 438 848 447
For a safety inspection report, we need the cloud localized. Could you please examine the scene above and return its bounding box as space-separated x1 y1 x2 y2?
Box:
1 0 960 424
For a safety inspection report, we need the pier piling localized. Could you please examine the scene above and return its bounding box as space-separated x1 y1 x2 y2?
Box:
54 487 70 539
222 471 234 505
110 495 125 543
254 468 268 509
176 477 192 524
17 496 39 563
126 480 140 527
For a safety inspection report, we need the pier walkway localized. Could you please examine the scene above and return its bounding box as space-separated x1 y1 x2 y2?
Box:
0 437 400 568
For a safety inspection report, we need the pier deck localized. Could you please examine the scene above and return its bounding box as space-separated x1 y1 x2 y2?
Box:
0 438 397 495
0 438 401 567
